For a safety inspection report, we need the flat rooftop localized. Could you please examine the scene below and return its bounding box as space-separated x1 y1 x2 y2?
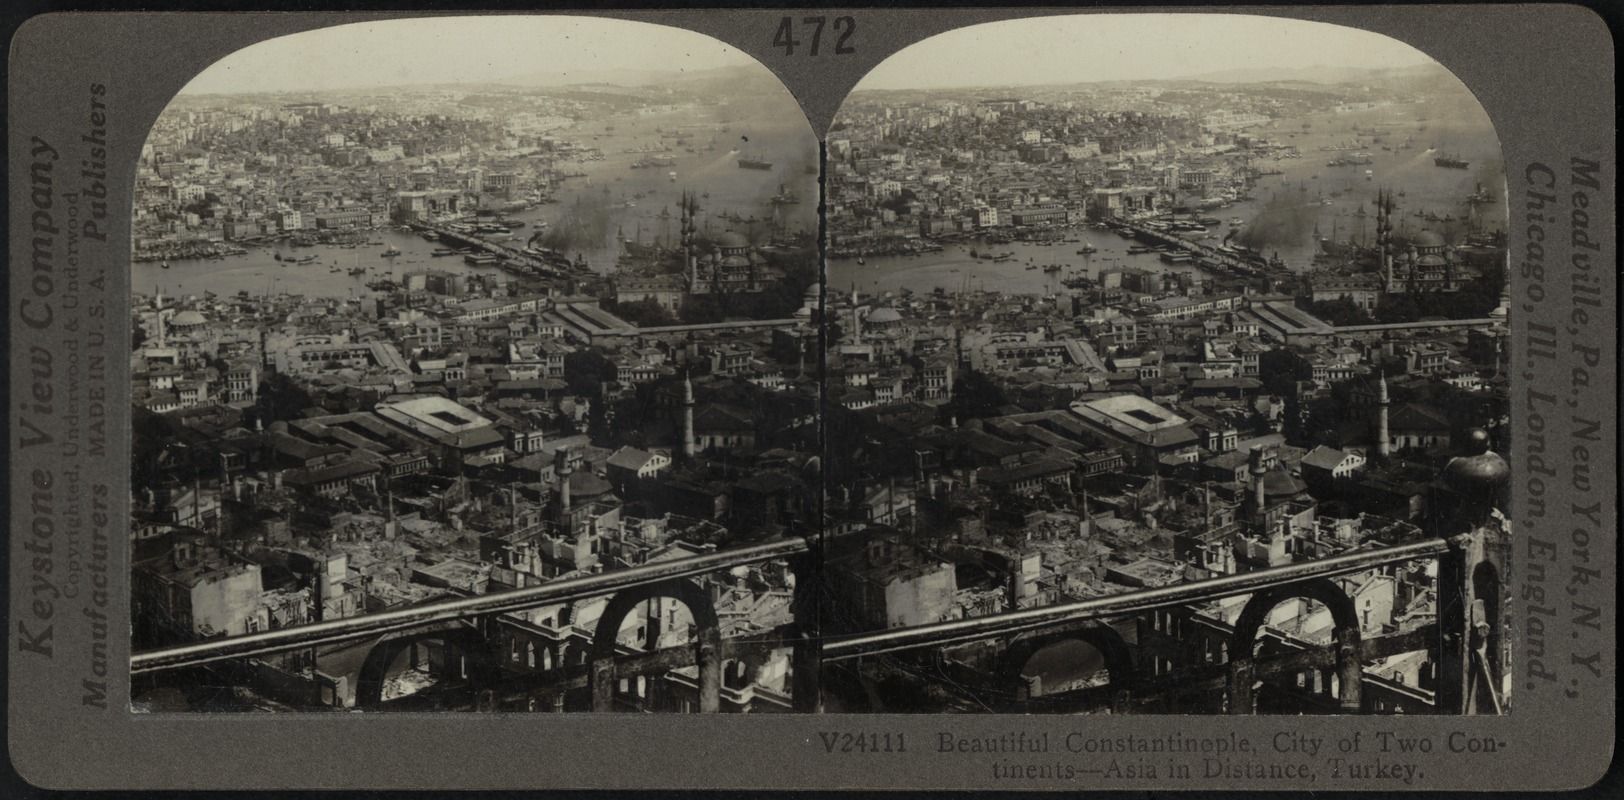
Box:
1073 394 1187 433
375 396 492 434
1249 301 1335 338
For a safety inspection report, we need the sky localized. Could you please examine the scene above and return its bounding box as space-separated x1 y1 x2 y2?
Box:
856 14 1438 90
179 16 757 94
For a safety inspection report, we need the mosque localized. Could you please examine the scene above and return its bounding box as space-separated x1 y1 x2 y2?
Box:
681 192 781 295
1374 189 1474 294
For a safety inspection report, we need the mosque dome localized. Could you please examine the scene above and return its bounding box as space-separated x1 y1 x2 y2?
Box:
169 310 207 328
717 230 751 249
1412 230 1446 249
867 307 903 325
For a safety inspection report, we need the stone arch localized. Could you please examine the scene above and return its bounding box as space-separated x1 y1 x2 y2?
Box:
355 624 492 709
1228 578 1362 714
589 579 722 712
721 658 747 689
556 600 580 628
997 623 1135 695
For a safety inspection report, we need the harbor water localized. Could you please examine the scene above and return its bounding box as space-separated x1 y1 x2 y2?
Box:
830 96 1502 297
135 103 818 301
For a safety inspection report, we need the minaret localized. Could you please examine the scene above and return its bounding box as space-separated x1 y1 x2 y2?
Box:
1378 189 1395 291
1377 371 1391 457
681 192 698 293
154 291 167 349
1249 446 1269 530
554 447 573 533
681 372 697 460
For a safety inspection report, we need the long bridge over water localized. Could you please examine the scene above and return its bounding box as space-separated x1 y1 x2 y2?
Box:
409 222 582 279
1109 219 1278 276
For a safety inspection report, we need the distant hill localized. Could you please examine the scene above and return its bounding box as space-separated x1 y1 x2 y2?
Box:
494 64 776 91
181 63 784 98
849 62 1462 97
1176 62 1450 86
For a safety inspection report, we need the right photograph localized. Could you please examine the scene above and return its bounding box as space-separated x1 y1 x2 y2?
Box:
819 13 1511 715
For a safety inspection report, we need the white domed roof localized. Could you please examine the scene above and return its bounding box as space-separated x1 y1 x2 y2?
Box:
169 310 207 327
867 308 903 324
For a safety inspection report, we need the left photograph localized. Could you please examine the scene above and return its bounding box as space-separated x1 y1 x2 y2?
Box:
127 16 823 712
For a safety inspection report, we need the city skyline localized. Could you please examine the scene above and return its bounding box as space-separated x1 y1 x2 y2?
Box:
131 12 1511 718
819 14 1510 715
131 12 823 714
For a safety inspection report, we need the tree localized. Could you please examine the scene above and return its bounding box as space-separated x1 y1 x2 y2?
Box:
604 297 677 328
1258 348 1312 397
1282 393 1310 445
941 368 1007 423
1374 293 1421 324
678 294 724 325
878 188 919 215
564 349 616 396
1308 297 1372 327
257 372 313 422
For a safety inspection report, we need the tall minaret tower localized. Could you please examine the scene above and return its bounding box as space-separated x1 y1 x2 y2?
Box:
681 192 698 293
154 291 167 349
1377 371 1391 457
554 447 574 533
1377 189 1396 291
1248 446 1269 530
681 371 697 460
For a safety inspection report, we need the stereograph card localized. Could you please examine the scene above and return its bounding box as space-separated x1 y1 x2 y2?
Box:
4 5 1616 792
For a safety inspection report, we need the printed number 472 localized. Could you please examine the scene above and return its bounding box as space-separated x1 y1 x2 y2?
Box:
775 16 856 56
